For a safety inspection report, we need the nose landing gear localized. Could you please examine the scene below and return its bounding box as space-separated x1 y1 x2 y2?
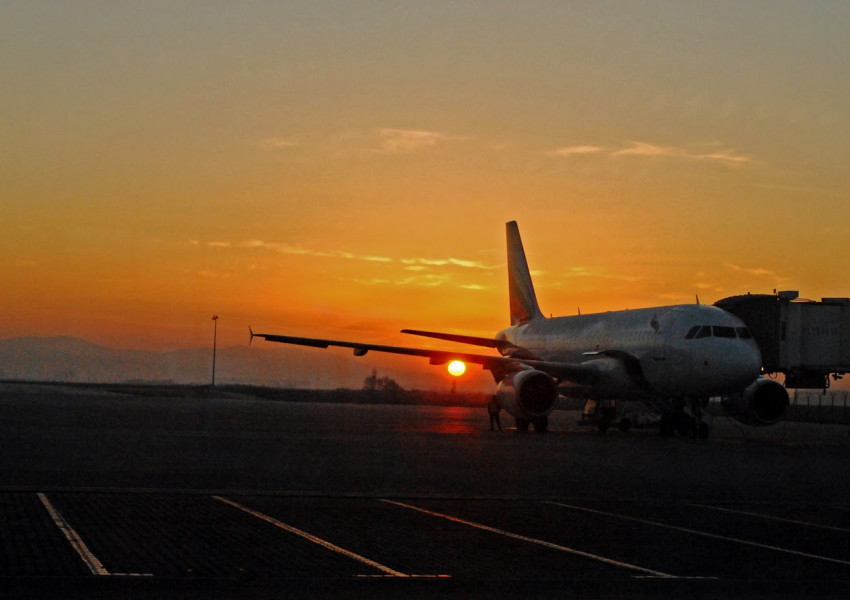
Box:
660 398 710 439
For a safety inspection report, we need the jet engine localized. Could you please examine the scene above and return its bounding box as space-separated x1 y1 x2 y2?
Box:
495 369 558 419
722 378 790 426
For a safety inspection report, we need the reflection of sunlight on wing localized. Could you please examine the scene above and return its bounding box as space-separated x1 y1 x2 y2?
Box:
447 360 466 377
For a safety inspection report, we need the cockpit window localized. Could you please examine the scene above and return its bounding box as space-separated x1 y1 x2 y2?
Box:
695 325 712 339
713 326 736 338
687 325 750 340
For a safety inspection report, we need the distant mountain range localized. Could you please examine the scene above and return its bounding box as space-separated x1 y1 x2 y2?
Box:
0 336 490 391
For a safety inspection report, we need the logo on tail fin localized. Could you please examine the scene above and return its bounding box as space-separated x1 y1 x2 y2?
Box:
506 221 544 326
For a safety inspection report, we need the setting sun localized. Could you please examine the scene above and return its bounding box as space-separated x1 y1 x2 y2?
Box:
447 361 467 377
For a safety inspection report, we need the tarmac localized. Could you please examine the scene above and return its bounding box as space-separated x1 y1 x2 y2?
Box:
1 382 850 598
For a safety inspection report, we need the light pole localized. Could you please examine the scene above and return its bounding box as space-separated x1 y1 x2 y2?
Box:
211 315 219 387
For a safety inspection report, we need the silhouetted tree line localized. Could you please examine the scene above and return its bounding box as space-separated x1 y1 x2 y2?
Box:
363 369 404 399
31 380 491 407
217 382 488 407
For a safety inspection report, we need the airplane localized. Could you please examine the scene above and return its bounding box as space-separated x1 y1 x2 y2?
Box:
251 221 789 437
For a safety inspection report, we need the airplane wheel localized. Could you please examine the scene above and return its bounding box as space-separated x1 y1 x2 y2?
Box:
533 416 548 433
515 418 530 432
618 419 632 433
598 408 615 434
675 414 693 437
659 413 675 437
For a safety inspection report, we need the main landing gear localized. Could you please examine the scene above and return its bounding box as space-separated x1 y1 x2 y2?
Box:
515 416 549 433
659 398 710 440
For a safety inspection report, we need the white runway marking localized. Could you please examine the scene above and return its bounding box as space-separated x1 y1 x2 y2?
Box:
691 503 850 533
37 492 110 576
546 501 850 568
382 499 677 579
213 496 409 578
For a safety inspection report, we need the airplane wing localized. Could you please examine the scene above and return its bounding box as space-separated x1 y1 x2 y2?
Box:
249 329 599 385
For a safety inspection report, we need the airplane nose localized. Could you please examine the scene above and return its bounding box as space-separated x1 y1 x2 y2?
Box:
713 340 762 392
735 342 763 386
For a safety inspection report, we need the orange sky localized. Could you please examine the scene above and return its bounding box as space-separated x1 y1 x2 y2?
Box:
3 2 850 382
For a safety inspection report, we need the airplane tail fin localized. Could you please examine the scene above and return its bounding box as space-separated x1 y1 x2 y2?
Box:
506 221 544 326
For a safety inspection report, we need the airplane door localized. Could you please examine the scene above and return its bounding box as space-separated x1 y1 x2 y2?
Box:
652 311 679 362
648 311 680 395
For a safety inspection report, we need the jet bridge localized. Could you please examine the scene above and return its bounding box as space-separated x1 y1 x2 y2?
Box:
715 291 850 389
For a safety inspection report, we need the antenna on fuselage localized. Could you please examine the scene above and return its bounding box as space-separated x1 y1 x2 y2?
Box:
696 294 700 305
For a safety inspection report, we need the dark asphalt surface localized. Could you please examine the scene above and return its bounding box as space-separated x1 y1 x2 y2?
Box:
1 383 849 598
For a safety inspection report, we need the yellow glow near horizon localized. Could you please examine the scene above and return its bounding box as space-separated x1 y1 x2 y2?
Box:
447 361 467 377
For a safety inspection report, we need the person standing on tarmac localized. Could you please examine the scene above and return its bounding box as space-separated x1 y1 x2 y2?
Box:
488 396 502 431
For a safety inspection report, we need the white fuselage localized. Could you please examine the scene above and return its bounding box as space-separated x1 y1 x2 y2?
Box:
497 304 762 400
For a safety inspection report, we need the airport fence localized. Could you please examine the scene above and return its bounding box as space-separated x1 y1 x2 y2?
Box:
787 390 850 425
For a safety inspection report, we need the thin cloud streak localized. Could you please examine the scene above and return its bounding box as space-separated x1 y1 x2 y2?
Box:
693 150 752 164
200 240 499 270
377 128 466 153
400 257 500 270
557 266 644 283
548 145 605 156
256 130 752 167
724 263 783 279
612 141 681 158
549 140 753 165
351 274 483 290
394 274 449 287
257 137 299 151
686 264 790 296
206 240 393 263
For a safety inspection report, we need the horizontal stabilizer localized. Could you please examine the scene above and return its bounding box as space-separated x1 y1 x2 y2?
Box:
401 329 517 352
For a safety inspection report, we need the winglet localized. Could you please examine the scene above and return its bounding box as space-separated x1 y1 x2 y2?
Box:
249 326 255 346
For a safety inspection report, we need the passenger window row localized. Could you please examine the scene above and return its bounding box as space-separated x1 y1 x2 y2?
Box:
685 325 752 340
